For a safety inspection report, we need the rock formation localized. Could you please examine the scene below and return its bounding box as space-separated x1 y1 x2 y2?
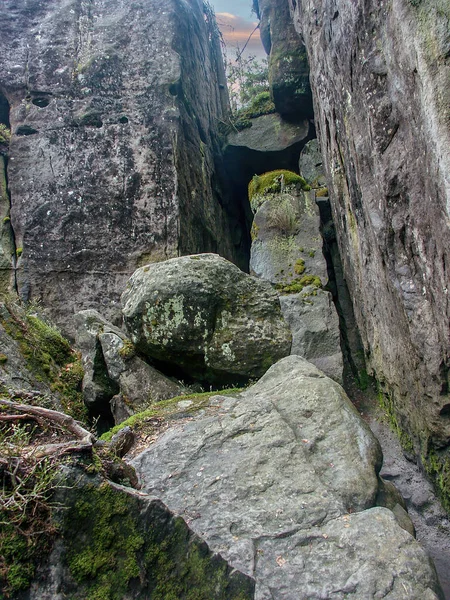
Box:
276 0 450 481
121 254 292 385
248 169 343 381
132 356 443 599
0 0 248 330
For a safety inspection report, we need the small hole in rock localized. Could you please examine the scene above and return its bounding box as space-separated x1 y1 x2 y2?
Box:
32 97 50 108
439 404 450 417
119 115 129 124
16 125 38 136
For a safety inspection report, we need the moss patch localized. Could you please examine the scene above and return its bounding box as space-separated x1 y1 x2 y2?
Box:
101 388 243 443
63 479 254 600
423 449 450 513
231 91 276 131
248 170 310 202
0 303 87 421
377 388 414 454
276 274 322 295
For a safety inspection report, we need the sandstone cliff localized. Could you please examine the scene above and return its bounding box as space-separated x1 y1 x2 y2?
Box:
0 0 247 330
259 0 450 488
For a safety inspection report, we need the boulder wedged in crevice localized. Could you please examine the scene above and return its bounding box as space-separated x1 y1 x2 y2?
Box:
248 169 343 383
121 254 292 386
131 356 443 599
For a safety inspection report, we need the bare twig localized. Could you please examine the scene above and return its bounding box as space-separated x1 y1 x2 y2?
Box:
0 399 95 443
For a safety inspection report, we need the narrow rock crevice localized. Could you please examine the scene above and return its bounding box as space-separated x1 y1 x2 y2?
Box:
0 91 18 295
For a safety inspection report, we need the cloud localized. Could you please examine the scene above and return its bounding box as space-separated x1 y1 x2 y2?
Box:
216 12 266 59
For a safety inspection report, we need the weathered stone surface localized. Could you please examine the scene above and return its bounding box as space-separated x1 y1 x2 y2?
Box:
132 356 442 599
0 0 246 331
121 254 292 384
287 0 450 456
280 289 343 383
74 309 185 423
27 470 255 599
254 0 313 118
249 182 343 381
299 139 326 188
227 114 309 153
250 189 328 285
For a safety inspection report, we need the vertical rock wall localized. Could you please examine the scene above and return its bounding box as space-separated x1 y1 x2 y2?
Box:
286 0 450 452
0 0 245 330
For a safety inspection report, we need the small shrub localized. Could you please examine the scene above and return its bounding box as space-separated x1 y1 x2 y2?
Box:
0 124 11 145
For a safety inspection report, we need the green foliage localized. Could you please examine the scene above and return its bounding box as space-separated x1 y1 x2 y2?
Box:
15 247 23 258
248 170 310 203
0 124 11 145
0 424 59 597
226 53 270 112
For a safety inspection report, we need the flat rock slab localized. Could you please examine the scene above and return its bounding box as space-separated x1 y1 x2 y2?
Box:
227 114 309 153
132 356 442 599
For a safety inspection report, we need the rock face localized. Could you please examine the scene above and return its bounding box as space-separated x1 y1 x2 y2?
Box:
286 0 450 459
0 0 247 331
249 172 343 382
121 254 292 384
74 310 185 425
254 0 313 118
28 470 255 600
132 356 443 599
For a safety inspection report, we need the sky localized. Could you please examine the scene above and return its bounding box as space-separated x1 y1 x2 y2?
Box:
210 0 266 60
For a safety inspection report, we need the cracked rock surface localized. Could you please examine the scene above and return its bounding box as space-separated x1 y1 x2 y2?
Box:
132 356 443 599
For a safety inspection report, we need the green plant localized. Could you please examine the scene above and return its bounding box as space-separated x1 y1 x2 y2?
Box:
276 275 322 295
16 247 23 258
0 124 11 145
267 198 298 236
0 423 59 596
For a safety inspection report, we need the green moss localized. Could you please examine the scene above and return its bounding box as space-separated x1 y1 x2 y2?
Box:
3 216 10 223
250 222 259 241
231 91 276 131
0 528 36 595
294 258 305 275
64 480 254 599
65 482 144 599
0 352 7 364
0 124 11 145
423 449 450 513
101 388 243 442
276 274 322 295
357 369 371 391
377 389 414 453
248 170 310 202
315 187 329 198
0 303 86 421
16 247 23 257
118 339 135 360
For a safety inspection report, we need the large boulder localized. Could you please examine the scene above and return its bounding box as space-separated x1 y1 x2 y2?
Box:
131 356 443 599
74 310 185 425
121 254 292 384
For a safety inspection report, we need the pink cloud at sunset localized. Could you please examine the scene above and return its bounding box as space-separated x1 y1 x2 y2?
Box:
215 12 266 60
